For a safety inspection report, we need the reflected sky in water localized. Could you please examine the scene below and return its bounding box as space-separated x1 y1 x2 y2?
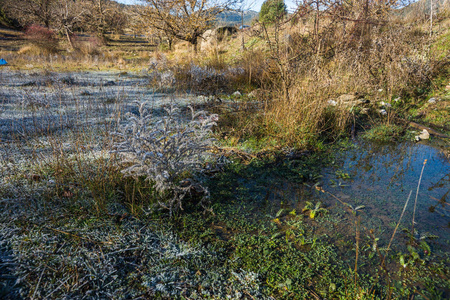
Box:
319 141 449 248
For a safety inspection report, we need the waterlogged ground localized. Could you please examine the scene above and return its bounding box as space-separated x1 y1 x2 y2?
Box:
210 141 450 251
319 141 450 248
0 69 449 298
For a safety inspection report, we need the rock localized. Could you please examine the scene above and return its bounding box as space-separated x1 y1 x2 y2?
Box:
232 91 242 97
380 101 392 108
328 94 367 108
394 97 401 102
200 29 217 52
415 129 430 141
428 97 437 104
379 109 387 115
327 99 337 106
419 129 430 140
248 89 262 98
445 85 450 90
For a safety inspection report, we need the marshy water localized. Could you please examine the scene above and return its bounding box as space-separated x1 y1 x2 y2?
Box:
271 141 450 254
323 141 449 237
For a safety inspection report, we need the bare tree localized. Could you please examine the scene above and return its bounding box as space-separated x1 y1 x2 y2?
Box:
84 0 127 40
140 0 237 52
52 0 87 49
3 0 55 28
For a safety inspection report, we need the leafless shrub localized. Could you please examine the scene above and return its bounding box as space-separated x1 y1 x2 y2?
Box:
112 102 218 214
72 36 103 56
23 24 59 54
244 3 448 147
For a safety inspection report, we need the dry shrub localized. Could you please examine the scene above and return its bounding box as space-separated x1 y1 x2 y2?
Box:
263 74 352 147
239 49 267 89
73 35 104 56
112 102 217 214
255 7 447 148
24 24 58 53
170 44 266 95
17 44 48 56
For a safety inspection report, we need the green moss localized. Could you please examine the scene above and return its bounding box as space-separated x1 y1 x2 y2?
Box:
361 124 404 143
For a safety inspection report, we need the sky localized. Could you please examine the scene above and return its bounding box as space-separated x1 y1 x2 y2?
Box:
114 0 298 12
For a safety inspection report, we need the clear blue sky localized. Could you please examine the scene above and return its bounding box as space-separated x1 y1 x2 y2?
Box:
114 0 298 12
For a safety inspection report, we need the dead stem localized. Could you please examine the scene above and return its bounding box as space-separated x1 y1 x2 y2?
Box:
411 159 427 238
354 215 361 293
385 190 413 263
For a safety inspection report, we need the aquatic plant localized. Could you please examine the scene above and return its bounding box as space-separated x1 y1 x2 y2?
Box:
302 201 327 219
361 124 404 143
112 101 218 213
347 204 366 216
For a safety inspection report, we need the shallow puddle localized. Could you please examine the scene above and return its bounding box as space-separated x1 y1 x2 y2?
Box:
316 141 450 251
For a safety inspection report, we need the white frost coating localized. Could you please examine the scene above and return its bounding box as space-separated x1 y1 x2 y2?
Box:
112 101 217 213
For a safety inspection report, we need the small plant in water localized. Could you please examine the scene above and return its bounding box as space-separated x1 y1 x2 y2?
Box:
330 179 349 188
112 101 218 214
402 228 438 255
335 169 351 179
302 201 327 219
347 204 366 216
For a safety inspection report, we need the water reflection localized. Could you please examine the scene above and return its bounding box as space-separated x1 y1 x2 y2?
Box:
318 141 449 249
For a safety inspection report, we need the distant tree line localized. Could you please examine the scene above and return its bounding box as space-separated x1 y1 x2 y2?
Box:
0 0 244 51
0 0 127 46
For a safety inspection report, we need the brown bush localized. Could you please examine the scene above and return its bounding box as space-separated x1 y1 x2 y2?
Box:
248 5 448 148
24 24 59 53
72 35 104 56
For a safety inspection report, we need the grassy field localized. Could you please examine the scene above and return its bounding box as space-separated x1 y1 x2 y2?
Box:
1 7 450 299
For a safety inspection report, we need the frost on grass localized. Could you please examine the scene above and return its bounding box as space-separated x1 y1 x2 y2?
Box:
112 101 218 213
0 200 267 299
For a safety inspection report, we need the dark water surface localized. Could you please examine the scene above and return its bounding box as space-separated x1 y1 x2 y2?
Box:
317 141 450 252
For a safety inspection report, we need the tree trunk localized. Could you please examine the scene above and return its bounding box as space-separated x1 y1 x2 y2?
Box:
192 38 198 53
65 28 74 50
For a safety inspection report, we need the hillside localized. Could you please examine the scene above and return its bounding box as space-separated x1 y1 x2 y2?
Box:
215 10 259 26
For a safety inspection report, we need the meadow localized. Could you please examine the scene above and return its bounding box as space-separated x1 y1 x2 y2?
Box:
1 3 450 299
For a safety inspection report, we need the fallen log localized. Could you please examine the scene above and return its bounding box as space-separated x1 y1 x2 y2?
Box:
403 120 450 139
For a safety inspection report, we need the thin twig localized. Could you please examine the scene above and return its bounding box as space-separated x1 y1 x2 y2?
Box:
45 275 74 299
411 160 427 236
354 215 360 292
385 190 413 260
31 267 46 300
105 247 142 256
